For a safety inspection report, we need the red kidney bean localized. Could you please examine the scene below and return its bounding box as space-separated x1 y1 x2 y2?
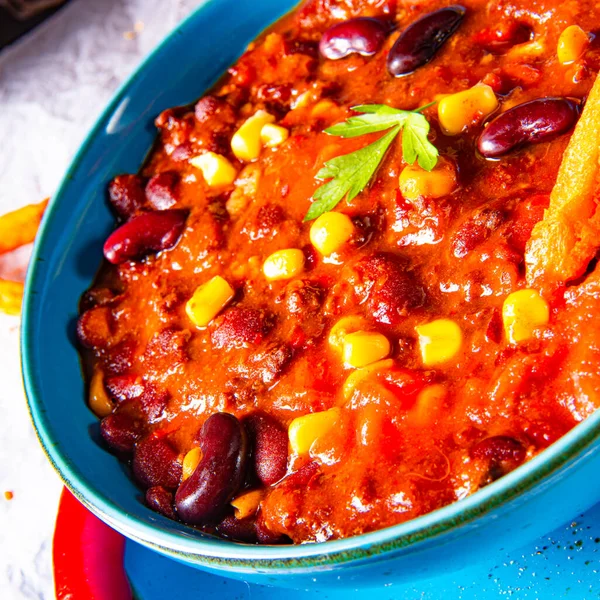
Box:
132 436 182 490
194 95 236 125
76 306 114 350
217 514 259 543
477 98 580 159
105 375 145 403
353 252 426 326
245 413 288 486
145 172 179 210
175 413 248 525
102 338 136 376
473 21 532 54
210 307 272 350
387 6 466 77
108 174 145 220
451 207 506 258
470 435 526 464
146 486 177 519
103 209 188 265
100 404 145 454
320 17 389 60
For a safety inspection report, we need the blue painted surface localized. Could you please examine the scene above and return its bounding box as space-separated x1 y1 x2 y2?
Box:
19 0 600 589
125 504 600 598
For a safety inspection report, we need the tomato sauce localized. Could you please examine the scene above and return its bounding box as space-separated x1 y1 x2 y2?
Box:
77 0 600 543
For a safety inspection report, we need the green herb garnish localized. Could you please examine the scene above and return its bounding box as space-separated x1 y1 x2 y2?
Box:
304 103 439 222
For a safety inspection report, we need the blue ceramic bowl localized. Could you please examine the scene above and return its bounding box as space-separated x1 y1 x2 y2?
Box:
21 0 600 590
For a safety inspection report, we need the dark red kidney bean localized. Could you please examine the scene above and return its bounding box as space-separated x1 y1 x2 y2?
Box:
139 386 170 422
100 404 145 454
103 209 188 265
387 6 466 77
245 413 288 486
132 436 182 490
470 435 526 464
80 287 117 312
76 306 114 350
217 514 259 543
210 307 272 350
477 98 580 159
102 338 136 377
353 252 426 326
473 21 532 54
145 172 179 210
451 207 505 258
108 174 145 221
146 486 177 519
105 374 145 403
194 95 236 125
175 413 248 525
320 17 389 60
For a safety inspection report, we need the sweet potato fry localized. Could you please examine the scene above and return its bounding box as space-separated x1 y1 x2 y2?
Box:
525 74 600 291
0 279 24 316
0 198 48 255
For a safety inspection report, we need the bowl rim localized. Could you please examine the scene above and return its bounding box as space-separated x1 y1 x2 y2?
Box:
20 0 600 571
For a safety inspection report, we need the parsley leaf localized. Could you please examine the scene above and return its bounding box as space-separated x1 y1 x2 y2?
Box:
305 103 439 221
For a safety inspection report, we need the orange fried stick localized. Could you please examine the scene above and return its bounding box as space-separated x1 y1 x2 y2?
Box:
525 75 600 292
0 199 48 315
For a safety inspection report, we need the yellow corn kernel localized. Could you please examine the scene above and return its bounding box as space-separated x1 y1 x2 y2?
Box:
190 152 237 188
289 407 341 455
342 331 391 368
311 99 338 118
416 319 462 366
328 315 368 353
231 489 264 519
309 211 355 256
438 84 499 136
409 384 447 426
231 110 275 161
88 370 113 418
342 358 395 401
557 25 589 64
260 123 289 148
262 249 305 281
182 448 203 481
186 275 235 328
399 158 457 201
502 289 549 344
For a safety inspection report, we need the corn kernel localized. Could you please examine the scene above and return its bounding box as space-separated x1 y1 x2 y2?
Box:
182 447 203 481
342 358 395 401
438 84 499 136
557 25 589 64
502 288 549 344
328 315 368 353
260 123 289 148
342 331 391 368
190 152 237 187
88 370 113 418
409 384 447 426
289 407 341 455
231 489 264 519
309 211 355 256
186 275 235 328
231 110 275 161
311 99 338 118
262 249 305 281
399 157 457 201
416 319 462 366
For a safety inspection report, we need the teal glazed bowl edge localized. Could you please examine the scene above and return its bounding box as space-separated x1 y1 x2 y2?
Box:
20 0 600 589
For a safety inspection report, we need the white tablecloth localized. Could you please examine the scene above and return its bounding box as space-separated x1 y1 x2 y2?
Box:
0 2 204 597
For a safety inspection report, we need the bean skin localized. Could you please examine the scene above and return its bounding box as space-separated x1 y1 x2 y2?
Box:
319 17 389 60
387 6 466 77
103 209 188 264
175 413 248 525
245 412 288 486
477 98 580 159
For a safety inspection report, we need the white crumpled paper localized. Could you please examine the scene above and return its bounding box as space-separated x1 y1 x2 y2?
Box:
0 1 203 597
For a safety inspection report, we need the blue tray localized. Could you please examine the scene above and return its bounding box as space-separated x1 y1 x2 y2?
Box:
125 503 600 599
